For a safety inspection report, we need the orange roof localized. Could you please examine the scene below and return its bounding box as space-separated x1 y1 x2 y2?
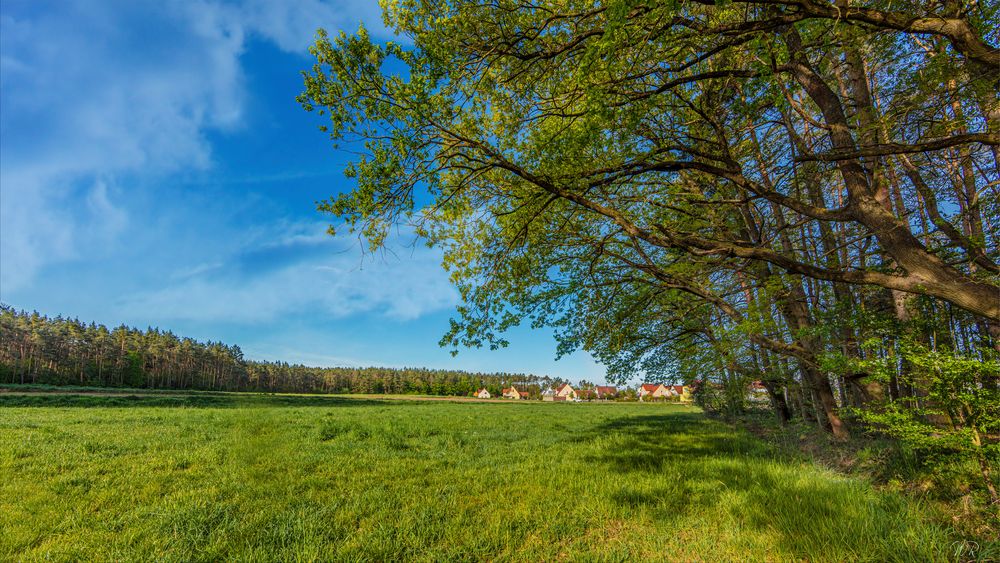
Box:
596 386 617 394
640 383 662 391
556 383 573 392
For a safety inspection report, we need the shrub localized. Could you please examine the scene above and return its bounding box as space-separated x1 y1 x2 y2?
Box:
851 340 1000 505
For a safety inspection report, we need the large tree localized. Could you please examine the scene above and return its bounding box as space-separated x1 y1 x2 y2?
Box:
299 0 999 440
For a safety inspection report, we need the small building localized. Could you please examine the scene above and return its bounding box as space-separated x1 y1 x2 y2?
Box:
661 385 692 401
639 383 670 400
666 385 685 396
577 388 595 401
475 388 491 399
502 386 529 400
554 383 577 400
595 385 618 399
748 381 769 402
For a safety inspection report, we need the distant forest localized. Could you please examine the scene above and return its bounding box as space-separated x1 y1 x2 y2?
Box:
0 305 561 396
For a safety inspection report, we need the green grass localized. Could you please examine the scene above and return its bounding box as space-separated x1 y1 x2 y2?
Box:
0 391 957 561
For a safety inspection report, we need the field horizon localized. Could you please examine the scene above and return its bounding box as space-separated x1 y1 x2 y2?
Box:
1 387 955 561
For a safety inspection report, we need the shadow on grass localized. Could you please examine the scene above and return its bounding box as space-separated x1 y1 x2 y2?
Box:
583 413 947 560
584 413 778 467
0 392 397 409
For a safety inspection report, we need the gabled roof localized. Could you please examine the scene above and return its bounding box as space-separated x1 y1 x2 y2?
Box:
672 385 685 394
595 385 617 395
556 383 574 392
640 383 663 392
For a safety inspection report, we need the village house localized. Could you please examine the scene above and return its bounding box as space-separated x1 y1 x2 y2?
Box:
595 385 618 400
541 388 566 402
747 381 769 403
576 388 595 401
666 385 692 399
638 383 670 400
554 383 577 400
502 386 529 400
475 388 491 399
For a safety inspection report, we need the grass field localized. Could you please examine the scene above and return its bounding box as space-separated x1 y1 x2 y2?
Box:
0 390 956 561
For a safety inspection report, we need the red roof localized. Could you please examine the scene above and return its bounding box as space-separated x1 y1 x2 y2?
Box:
556 383 573 392
672 385 685 394
596 386 617 394
640 383 662 392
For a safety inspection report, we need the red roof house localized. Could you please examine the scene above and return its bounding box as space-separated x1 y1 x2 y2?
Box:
639 383 669 399
595 385 618 399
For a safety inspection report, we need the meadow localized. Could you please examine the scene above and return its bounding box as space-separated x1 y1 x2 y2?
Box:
1 391 956 561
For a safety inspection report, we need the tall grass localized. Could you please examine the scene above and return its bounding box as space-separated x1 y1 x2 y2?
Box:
0 392 956 561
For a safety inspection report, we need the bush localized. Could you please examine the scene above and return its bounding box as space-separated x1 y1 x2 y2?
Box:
850 340 1000 504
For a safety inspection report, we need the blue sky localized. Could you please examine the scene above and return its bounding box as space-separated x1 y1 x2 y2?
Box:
0 0 608 382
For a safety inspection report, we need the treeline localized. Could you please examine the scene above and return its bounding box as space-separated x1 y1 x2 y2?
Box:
0 305 555 396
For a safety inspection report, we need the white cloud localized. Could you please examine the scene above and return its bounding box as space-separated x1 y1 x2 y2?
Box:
115 225 456 323
0 171 75 290
85 178 129 242
0 0 387 293
234 0 387 52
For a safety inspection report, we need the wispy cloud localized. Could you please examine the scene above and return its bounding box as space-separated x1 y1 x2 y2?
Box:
0 0 386 293
115 224 456 323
